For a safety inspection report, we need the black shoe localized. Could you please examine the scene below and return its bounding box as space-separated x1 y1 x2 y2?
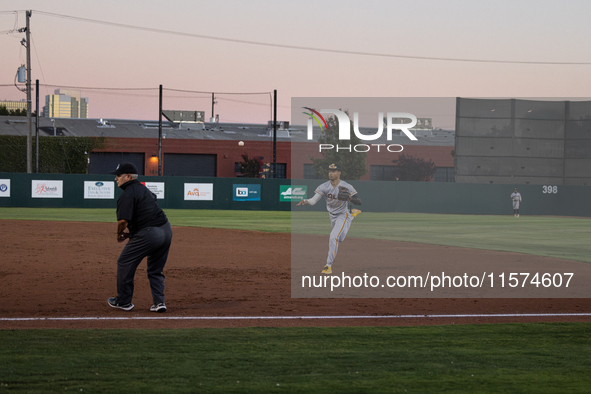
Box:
108 297 134 311
150 303 167 313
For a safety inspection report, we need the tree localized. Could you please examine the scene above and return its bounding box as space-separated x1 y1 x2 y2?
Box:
310 112 368 180
0 135 105 173
238 153 264 178
0 106 28 116
395 154 436 181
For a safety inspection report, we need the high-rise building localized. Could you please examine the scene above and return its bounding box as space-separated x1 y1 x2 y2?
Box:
42 89 89 118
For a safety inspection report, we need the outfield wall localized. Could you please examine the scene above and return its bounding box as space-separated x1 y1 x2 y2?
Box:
0 173 589 216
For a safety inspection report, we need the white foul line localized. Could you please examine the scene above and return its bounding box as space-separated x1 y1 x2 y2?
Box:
1 313 591 322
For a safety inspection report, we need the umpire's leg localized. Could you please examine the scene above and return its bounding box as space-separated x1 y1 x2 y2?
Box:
117 222 172 304
145 222 173 305
117 233 151 304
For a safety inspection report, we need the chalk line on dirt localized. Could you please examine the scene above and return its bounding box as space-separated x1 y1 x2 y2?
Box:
2 313 591 321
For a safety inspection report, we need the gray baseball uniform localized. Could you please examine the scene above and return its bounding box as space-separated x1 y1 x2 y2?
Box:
314 180 358 267
511 192 522 209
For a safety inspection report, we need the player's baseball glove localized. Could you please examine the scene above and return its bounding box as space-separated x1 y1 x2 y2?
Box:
337 186 351 201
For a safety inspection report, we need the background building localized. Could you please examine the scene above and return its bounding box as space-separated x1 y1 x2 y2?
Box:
0 100 27 111
42 89 89 118
0 115 454 180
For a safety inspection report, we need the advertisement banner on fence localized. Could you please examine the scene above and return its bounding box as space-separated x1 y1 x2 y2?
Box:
142 182 165 199
233 184 261 201
280 185 307 202
84 181 115 199
32 180 63 198
0 179 10 197
184 183 214 201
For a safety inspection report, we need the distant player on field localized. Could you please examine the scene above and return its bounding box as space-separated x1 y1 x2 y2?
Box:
296 163 362 274
511 188 522 217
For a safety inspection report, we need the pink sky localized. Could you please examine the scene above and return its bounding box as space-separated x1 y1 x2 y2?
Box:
2 0 591 127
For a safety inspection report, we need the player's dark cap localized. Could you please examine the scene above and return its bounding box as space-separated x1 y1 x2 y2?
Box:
109 162 138 175
328 163 342 171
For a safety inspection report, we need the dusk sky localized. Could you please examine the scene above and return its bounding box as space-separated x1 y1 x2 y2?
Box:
1 0 591 127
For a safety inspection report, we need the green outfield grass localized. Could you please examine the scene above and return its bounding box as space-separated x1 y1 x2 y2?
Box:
1 323 590 393
293 212 591 264
1 208 587 264
0 207 292 233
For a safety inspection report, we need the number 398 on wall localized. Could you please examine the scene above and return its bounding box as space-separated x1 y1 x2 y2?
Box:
542 186 558 194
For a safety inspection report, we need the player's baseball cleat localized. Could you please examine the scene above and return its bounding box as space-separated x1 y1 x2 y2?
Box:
351 209 362 218
150 303 167 313
107 297 134 311
321 265 332 274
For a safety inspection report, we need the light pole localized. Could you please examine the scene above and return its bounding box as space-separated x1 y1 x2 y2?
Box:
25 10 32 173
158 84 163 176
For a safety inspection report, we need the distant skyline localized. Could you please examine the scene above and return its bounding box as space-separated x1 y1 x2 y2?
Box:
2 0 591 127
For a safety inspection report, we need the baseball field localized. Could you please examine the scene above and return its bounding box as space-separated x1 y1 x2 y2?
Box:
1 208 590 392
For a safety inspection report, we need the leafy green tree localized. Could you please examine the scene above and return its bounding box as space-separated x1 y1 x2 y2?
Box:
310 112 368 180
0 136 104 173
0 106 28 116
395 154 436 181
238 153 263 178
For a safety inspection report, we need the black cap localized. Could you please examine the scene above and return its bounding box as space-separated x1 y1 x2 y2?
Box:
109 162 138 175
328 163 342 171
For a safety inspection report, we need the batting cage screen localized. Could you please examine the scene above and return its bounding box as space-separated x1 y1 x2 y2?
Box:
455 98 591 185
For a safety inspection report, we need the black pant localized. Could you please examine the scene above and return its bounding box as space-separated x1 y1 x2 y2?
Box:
117 222 173 305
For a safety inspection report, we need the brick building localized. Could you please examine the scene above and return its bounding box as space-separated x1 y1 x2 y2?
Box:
0 116 454 180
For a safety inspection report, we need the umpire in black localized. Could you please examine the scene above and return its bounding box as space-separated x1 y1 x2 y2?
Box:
107 162 172 313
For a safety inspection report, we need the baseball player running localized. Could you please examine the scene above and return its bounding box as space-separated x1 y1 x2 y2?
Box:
107 162 173 312
511 188 522 217
296 163 362 274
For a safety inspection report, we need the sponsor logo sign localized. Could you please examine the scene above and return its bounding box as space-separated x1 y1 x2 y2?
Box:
32 180 63 198
84 181 115 199
142 182 165 199
184 183 213 201
233 184 261 201
280 185 307 202
0 179 10 197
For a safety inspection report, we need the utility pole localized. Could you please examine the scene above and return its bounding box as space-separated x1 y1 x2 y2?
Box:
158 84 163 176
272 89 277 178
211 92 215 121
35 79 39 173
26 10 32 173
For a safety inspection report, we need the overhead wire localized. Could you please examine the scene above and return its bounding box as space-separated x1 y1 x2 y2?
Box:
31 10 591 66
30 33 50 100
0 10 18 34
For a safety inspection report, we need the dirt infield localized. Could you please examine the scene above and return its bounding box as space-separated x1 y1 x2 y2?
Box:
1 220 590 329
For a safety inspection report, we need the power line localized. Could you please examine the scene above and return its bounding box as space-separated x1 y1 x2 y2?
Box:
163 88 269 95
218 97 273 107
34 84 270 96
40 84 157 91
30 10 591 66
0 11 20 34
30 33 49 98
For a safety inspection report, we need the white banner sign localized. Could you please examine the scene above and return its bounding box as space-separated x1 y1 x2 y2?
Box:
84 181 115 199
32 180 63 198
142 182 165 199
184 183 214 201
0 179 10 198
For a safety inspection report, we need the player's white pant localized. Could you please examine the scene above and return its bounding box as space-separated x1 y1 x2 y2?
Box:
327 212 354 266
512 200 520 210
